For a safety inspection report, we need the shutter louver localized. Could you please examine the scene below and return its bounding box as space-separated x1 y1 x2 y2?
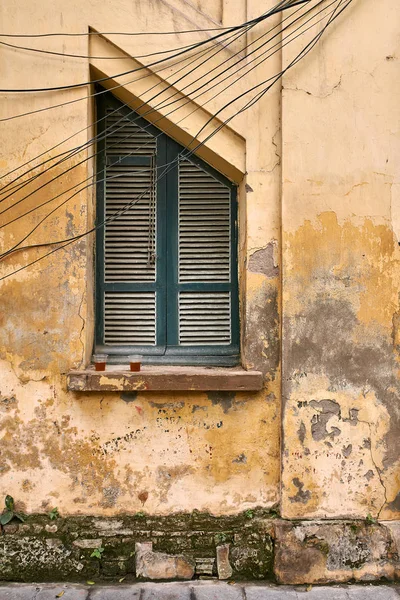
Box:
178 159 230 282
179 291 231 345
177 159 233 347
104 164 156 282
104 291 156 345
106 110 157 155
102 108 158 347
97 94 238 362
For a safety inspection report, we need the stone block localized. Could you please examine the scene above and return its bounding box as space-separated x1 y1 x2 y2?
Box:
216 544 233 580
274 520 400 584
72 538 102 549
195 558 215 576
3 523 19 534
135 542 195 580
93 519 124 531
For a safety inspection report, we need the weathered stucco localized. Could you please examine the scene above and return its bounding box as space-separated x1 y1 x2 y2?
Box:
0 0 282 518
281 0 400 520
0 0 399 583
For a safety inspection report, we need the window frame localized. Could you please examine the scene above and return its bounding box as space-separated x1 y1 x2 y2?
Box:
94 91 239 366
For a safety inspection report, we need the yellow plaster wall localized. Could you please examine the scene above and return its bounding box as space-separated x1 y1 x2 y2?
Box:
281 0 400 519
1 0 398 521
0 0 281 515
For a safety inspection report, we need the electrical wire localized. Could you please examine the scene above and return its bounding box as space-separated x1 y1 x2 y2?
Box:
0 0 338 244
0 5 305 93
0 0 352 282
0 38 218 60
0 0 293 203
0 0 348 264
0 0 284 186
0 4 261 210
0 0 307 39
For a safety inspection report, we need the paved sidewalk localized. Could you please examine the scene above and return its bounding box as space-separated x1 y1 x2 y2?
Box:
0 582 399 600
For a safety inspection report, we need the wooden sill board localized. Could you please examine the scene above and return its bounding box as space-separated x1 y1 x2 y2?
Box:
67 366 263 392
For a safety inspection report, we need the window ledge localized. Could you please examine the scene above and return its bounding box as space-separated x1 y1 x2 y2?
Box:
67 365 263 392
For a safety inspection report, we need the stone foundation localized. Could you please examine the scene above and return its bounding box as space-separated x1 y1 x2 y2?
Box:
0 512 399 584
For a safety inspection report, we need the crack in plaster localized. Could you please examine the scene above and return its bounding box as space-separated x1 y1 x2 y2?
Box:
344 182 369 197
271 127 281 171
283 75 342 99
77 290 86 368
358 418 388 519
8 360 47 384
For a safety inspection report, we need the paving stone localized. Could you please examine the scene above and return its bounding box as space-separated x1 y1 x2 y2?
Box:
294 586 348 599
36 585 89 599
0 585 42 600
141 582 192 599
346 586 400 599
245 585 297 599
0 585 89 600
192 582 244 600
89 586 141 599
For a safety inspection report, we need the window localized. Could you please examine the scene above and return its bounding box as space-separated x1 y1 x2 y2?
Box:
95 91 239 365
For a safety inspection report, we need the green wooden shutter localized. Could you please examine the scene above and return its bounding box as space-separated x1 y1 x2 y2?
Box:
178 159 232 346
163 140 239 363
96 91 238 364
95 95 167 358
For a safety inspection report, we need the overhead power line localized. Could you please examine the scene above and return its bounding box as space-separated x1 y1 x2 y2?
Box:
0 0 343 263
2 0 334 228
0 1 309 93
0 0 295 194
0 2 307 39
0 0 351 280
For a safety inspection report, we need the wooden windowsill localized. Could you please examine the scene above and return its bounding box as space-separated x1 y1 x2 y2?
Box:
67 365 263 392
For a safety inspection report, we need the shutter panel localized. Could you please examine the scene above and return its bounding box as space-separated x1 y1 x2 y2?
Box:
104 291 156 345
101 106 160 347
178 159 230 282
96 92 238 362
177 159 233 346
104 162 156 282
179 291 231 345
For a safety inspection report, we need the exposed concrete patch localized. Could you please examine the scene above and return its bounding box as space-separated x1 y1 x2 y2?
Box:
275 520 400 584
207 392 235 414
248 243 279 278
120 392 138 403
244 282 279 378
289 478 312 504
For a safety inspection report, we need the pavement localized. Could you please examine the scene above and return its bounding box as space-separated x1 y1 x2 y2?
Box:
0 582 399 600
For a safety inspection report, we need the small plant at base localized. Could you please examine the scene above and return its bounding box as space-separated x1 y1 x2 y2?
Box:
0 495 25 526
244 509 254 520
214 532 227 544
48 507 60 520
366 513 377 525
90 547 105 559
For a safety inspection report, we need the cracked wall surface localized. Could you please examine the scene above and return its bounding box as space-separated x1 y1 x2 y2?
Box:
0 0 281 517
0 0 398 538
281 0 400 519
